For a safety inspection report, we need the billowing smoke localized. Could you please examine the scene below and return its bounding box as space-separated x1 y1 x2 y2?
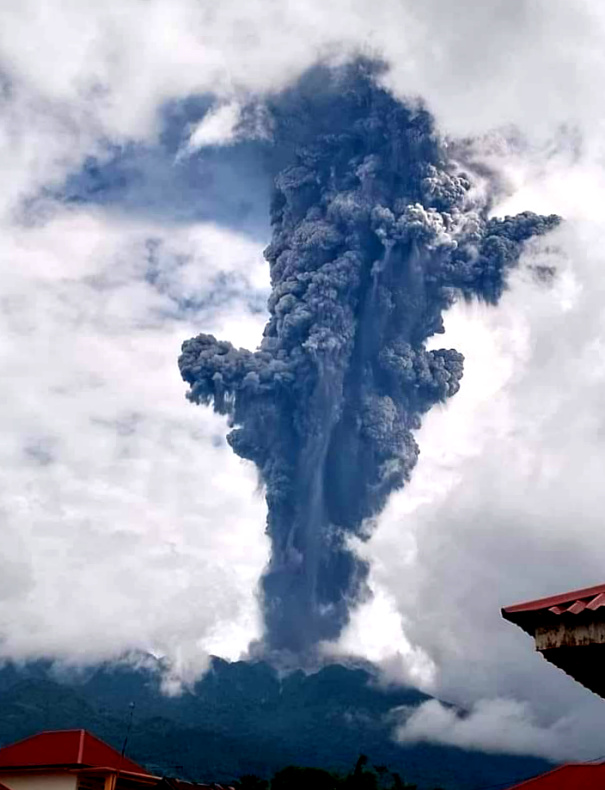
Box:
179 62 559 655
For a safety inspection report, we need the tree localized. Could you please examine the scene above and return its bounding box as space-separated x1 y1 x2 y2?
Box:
235 755 436 790
271 766 338 790
340 755 376 790
233 775 269 790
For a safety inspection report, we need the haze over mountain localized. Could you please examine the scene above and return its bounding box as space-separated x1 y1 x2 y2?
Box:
0 659 549 790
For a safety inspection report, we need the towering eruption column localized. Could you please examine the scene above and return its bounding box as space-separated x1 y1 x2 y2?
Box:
179 64 560 655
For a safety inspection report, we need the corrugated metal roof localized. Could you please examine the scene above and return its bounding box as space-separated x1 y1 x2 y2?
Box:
503 582 605 617
507 763 605 788
502 583 605 699
502 582 605 634
0 730 149 775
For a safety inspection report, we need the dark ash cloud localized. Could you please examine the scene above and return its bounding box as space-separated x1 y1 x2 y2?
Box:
179 62 560 655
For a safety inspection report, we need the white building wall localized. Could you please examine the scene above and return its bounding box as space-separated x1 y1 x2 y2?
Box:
0 772 78 790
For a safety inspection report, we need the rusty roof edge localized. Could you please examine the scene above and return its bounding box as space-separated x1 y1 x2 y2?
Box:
502 582 605 615
501 608 535 636
0 766 157 778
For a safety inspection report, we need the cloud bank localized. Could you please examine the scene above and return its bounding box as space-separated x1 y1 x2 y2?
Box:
1 0 605 762
0 208 270 676
395 698 580 762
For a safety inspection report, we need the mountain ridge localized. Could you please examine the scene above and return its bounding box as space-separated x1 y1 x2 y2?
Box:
0 658 550 789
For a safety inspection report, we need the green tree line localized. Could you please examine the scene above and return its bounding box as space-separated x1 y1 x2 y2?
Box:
234 754 444 790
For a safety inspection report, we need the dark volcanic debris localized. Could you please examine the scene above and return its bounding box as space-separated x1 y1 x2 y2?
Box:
179 62 560 654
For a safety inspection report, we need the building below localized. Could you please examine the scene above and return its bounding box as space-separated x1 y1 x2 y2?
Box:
502 581 605 697
0 731 232 790
502 582 605 789
507 763 605 788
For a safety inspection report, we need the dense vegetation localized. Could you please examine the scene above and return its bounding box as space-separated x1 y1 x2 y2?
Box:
0 658 549 789
235 755 440 790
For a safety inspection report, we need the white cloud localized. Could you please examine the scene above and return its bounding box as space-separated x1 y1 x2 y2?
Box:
0 0 604 147
1 0 605 753
186 102 242 150
348 203 605 756
395 698 581 762
0 206 270 674
326 582 437 690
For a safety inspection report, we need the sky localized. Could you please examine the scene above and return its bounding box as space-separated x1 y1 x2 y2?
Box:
3 0 605 763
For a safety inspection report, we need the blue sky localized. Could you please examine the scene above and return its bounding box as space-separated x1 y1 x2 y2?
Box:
2 0 605 762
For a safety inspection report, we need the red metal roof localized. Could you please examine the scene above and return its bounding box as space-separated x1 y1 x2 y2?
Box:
502 582 605 638
503 582 605 617
0 730 149 775
508 763 605 788
501 582 605 698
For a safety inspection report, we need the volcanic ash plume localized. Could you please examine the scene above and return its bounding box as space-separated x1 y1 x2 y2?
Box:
179 64 560 655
